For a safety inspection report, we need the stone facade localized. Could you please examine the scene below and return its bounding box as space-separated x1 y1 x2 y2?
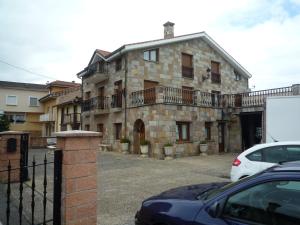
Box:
81 37 249 157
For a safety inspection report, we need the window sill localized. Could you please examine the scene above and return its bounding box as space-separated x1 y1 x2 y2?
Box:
182 76 194 80
144 59 159 64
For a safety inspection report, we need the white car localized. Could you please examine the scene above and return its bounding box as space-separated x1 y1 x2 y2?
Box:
230 141 300 182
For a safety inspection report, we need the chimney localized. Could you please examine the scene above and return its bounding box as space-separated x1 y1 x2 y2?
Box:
163 21 175 39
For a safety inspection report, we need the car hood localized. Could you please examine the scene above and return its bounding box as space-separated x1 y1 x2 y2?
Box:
147 182 229 201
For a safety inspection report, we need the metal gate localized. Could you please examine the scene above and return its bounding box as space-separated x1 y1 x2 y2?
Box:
0 147 62 225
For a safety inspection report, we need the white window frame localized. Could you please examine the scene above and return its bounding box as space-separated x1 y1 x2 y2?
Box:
143 49 159 62
29 96 39 107
6 95 17 106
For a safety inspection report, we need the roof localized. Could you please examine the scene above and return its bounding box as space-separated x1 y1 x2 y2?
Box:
78 31 252 79
0 80 47 92
46 80 80 88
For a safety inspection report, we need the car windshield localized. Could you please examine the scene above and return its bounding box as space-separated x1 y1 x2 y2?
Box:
197 173 261 201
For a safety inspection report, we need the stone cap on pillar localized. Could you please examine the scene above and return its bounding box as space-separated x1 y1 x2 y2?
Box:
54 130 100 137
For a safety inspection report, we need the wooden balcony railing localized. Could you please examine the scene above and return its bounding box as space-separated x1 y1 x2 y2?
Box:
130 85 296 108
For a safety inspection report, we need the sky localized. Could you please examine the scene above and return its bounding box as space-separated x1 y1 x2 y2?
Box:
0 0 300 90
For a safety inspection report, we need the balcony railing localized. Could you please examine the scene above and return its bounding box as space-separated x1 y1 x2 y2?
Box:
39 113 56 122
82 96 110 112
62 113 81 124
130 85 296 108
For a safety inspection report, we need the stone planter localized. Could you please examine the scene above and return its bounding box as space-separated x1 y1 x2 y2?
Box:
164 146 173 159
199 144 208 156
121 143 129 154
140 145 149 157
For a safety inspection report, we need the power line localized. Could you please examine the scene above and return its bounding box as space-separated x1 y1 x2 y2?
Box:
0 58 56 80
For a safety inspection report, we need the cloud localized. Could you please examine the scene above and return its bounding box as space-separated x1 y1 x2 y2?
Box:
0 0 299 90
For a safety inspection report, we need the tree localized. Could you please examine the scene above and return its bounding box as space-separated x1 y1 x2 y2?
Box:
0 114 10 132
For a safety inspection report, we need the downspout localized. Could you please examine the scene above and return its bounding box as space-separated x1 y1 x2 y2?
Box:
80 77 83 130
124 53 128 138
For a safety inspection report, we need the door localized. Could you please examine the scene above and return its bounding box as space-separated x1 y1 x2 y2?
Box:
182 86 194 104
113 81 122 107
144 80 158 104
133 119 145 154
212 91 220 107
98 86 105 109
218 122 225 153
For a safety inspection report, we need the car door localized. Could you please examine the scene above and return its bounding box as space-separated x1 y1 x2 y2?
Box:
259 146 286 171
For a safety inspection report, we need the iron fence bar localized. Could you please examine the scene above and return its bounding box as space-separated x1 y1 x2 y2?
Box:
53 150 62 225
31 157 36 225
43 154 47 225
6 161 11 225
0 162 54 173
19 157 24 225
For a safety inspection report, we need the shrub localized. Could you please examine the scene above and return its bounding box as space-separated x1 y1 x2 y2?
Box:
120 138 130 144
0 114 9 132
164 143 173 147
140 140 150 146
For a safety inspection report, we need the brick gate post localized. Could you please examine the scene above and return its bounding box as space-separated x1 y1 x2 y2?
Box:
55 130 100 225
0 131 27 183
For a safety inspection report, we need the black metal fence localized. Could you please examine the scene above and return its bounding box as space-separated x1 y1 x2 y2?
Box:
0 150 62 225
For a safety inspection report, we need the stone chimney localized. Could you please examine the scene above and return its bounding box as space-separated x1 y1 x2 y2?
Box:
163 21 175 39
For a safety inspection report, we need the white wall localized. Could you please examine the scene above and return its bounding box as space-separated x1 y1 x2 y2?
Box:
266 96 300 142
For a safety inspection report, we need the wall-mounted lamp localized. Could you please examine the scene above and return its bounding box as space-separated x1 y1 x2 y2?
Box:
202 67 211 81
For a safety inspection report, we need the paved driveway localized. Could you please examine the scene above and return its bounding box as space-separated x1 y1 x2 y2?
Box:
97 152 237 225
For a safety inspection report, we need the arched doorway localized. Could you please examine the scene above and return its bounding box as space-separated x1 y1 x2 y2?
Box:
133 119 145 154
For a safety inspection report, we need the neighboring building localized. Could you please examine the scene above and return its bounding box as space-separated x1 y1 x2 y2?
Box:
78 22 299 157
0 81 47 137
56 86 82 132
39 80 81 136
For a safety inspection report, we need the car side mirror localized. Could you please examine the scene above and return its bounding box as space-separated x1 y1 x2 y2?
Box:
208 201 224 218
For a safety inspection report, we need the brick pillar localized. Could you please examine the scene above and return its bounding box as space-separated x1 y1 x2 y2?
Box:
56 130 100 225
0 131 26 183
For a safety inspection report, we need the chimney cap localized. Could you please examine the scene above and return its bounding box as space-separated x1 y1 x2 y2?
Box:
163 21 175 26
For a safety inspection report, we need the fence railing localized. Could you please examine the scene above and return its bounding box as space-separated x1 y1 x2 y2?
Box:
0 150 62 225
82 96 110 112
130 85 295 108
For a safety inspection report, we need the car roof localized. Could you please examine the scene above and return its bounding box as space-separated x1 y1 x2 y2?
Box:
267 161 300 172
239 141 300 157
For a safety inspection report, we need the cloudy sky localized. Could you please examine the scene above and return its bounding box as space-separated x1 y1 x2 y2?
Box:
0 0 299 90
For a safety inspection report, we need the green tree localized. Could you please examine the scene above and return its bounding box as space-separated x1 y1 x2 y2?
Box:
0 114 10 132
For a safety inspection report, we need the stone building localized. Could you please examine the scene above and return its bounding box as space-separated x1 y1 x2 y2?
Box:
78 22 254 157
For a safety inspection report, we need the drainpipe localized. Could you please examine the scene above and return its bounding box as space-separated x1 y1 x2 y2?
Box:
124 53 128 138
80 77 83 130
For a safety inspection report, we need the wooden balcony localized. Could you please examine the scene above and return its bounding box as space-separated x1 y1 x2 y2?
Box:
130 85 297 109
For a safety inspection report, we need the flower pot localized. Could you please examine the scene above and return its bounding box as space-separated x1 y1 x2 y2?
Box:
140 145 149 157
121 143 129 154
164 146 173 159
199 144 208 156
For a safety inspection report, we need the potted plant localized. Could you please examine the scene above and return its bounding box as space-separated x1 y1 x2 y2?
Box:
120 138 130 154
164 143 173 159
199 140 208 156
140 140 150 157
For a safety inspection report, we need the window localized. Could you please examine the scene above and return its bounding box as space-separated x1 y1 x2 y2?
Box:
115 123 122 140
85 91 91 100
97 123 104 138
85 124 90 131
29 97 38 107
286 145 300 161
246 150 263 161
115 58 122 71
263 146 286 163
223 180 300 225
211 61 221 83
143 49 158 62
234 70 241 81
7 113 25 124
182 53 193 78
176 122 190 142
6 95 17 106
205 122 212 140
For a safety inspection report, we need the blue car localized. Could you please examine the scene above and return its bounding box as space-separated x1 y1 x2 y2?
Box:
135 161 300 225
